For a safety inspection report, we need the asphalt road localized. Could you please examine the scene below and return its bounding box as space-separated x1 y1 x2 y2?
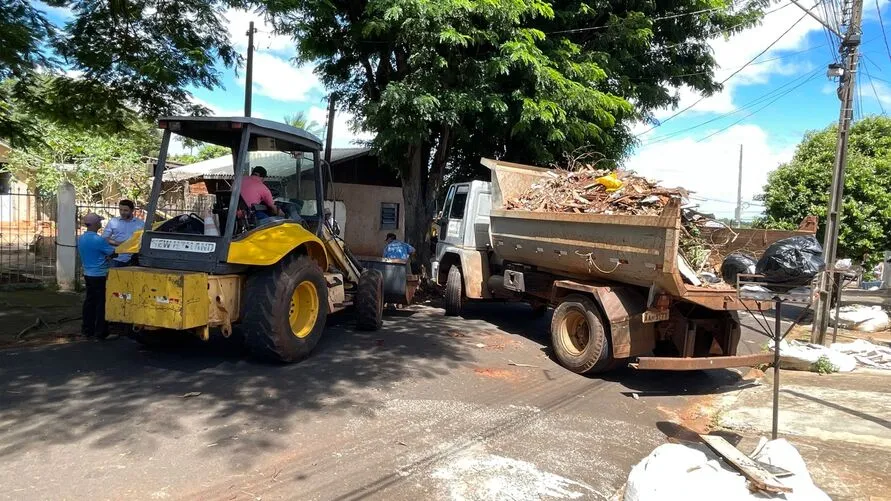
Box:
0 303 757 501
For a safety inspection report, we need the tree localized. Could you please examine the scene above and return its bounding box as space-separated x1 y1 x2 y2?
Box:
756 116 891 264
284 111 325 138
0 0 240 146
3 116 162 203
262 0 765 259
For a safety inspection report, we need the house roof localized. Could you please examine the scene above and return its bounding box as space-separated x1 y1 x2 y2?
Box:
162 147 371 182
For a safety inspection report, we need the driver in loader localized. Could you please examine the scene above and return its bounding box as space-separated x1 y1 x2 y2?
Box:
241 166 284 220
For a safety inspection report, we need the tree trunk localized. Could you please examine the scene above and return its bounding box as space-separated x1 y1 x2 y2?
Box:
401 142 435 271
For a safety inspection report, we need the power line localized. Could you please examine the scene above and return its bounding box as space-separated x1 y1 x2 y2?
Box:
863 61 887 114
659 2 795 52
636 8 814 137
876 0 891 63
695 67 824 142
641 65 825 145
545 6 728 34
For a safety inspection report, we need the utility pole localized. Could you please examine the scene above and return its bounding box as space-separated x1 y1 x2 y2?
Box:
812 0 863 344
244 21 257 117
324 94 336 164
734 144 744 227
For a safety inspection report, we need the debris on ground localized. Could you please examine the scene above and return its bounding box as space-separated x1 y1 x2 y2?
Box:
507 360 538 368
830 305 891 333
625 438 830 501
773 340 856 373
829 339 891 369
181 392 202 398
502 163 737 282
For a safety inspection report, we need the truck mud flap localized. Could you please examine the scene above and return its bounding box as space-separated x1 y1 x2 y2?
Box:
630 353 774 371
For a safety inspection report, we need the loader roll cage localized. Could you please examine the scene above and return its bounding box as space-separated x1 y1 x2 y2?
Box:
140 116 325 274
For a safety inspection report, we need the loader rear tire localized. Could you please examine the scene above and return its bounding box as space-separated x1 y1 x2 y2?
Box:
444 265 463 317
242 255 328 363
356 269 384 331
551 294 613 374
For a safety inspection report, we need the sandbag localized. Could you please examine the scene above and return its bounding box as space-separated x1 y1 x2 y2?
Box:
721 252 756 284
755 236 824 285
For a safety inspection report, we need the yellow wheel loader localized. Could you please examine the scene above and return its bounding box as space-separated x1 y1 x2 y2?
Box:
106 117 384 362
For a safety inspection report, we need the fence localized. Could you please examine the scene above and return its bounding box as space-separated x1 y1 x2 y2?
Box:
0 187 57 288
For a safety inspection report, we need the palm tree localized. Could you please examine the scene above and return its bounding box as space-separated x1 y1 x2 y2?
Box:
283 111 325 137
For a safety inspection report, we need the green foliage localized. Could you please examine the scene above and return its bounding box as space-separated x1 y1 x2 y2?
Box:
756 116 891 264
170 144 231 165
811 355 838 375
2 116 161 202
0 0 239 146
283 111 325 138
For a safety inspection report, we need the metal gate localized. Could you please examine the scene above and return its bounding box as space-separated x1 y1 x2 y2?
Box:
0 187 57 288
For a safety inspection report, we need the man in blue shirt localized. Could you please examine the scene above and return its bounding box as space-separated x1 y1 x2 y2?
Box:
383 233 415 261
78 213 116 338
102 199 144 267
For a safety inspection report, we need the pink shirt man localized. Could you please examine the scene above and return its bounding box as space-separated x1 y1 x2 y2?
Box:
240 166 276 210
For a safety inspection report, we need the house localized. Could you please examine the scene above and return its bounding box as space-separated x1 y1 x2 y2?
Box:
161 148 405 257
0 140 35 228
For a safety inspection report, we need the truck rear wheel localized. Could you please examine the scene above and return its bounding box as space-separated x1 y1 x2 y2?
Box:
356 269 384 330
242 255 328 363
551 294 613 374
444 265 463 316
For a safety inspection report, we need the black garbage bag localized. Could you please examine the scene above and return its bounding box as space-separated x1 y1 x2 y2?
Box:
755 235 824 285
721 252 757 284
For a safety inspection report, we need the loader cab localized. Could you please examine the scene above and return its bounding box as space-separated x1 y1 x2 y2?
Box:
139 117 325 273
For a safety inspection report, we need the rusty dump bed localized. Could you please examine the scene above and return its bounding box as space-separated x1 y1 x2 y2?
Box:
482 158 812 311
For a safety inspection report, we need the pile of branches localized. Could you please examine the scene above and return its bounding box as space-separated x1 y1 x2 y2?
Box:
504 166 687 216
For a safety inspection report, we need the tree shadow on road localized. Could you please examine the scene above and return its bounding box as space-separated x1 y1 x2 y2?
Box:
0 307 473 469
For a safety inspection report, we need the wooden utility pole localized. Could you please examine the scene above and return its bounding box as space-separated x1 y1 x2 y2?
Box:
734 144 744 227
324 95 336 164
812 0 864 344
244 21 257 117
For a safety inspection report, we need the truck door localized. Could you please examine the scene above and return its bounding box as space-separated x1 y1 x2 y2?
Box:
441 184 470 246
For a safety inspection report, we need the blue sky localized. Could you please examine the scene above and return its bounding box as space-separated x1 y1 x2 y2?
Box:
41 2 891 218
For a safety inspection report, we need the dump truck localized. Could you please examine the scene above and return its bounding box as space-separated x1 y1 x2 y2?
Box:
106 117 385 362
431 158 814 374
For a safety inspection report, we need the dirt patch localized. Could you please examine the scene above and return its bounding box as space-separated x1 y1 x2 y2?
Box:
0 289 83 348
473 368 523 382
656 395 723 442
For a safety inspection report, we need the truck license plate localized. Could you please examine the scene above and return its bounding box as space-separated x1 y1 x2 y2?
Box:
642 310 669 323
149 238 216 253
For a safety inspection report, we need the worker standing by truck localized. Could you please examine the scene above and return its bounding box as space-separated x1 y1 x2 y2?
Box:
103 199 144 267
78 213 116 339
384 233 415 261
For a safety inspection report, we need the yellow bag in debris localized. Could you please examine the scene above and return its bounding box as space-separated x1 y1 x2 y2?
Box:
595 172 623 192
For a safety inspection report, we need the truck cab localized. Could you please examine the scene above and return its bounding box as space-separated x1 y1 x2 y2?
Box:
431 181 495 313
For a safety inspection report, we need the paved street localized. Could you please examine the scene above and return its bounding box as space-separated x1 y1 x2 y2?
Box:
0 303 752 501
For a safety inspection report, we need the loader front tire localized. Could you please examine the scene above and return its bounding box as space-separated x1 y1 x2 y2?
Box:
551 294 613 374
444 265 463 317
356 269 384 331
242 255 328 363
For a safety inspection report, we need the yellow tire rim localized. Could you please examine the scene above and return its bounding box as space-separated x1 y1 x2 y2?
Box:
288 281 320 338
559 309 589 355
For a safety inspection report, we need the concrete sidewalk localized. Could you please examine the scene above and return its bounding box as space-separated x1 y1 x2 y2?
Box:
715 368 891 501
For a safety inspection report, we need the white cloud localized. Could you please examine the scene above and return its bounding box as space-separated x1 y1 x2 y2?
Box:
224 8 294 53
236 52 321 102
190 96 265 118
654 1 830 118
862 79 891 107
626 124 795 218
35 1 73 20
308 106 374 148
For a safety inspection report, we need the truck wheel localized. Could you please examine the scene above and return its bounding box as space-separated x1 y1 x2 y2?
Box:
551 294 613 374
356 269 384 331
242 255 328 363
444 266 463 316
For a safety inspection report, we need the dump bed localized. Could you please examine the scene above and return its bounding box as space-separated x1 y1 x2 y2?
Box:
482 158 813 310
